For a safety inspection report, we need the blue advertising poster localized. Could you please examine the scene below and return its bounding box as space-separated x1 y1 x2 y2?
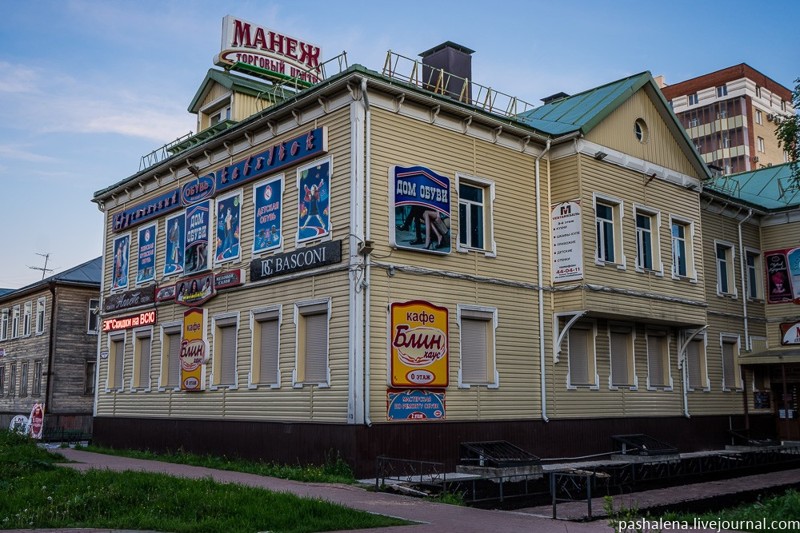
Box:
136 223 157 284
297 159 330 243
184 201 210 275
164 212 185 277
215 191 241 264
111 234 130 291
390 165 451 254
387 389 446 421
253 176 283 253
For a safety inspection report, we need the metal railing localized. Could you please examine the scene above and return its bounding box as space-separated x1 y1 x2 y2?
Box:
382 50 537 119
375 456 446 490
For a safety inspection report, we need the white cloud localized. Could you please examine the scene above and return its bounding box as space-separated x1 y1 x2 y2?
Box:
0 62 41 94
0 144 58 163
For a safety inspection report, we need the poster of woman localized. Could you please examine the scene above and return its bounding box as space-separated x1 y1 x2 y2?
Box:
766 251 793 303
215 191 241 263
390 165 451 254
164 212 185 276
297 159 330 243
111 234 130 291
136 223 157 284
253 176 283 253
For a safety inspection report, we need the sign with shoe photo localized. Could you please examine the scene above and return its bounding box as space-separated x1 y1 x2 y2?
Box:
389 165 451 254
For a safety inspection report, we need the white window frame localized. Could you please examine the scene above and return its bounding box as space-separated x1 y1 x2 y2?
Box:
633 204 662 275
717 85 728 97
566 320 600 390
670 216 697 282
211 312 239 390
35 297 46 335
684 330 710 392
11 305 20 339
755 109 763 124
292 298 331 388
87 298 100 334
456 304 499 388
608 323 638 390
757 136 765 153
645 329 673 391
106 332 126 392
22 301 32 337
593 193 625 269
456 173 496 257
720 334 742 391
0 308 8 341
131 326 153 392
714 240 737 297
249 305 282 389
688 93 699 106
745 248 764 301
755 86 762 98
158 322 182 391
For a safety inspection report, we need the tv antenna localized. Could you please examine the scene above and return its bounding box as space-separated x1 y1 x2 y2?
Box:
28 252 54 280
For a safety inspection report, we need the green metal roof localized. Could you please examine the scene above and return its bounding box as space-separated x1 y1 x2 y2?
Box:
705 162 800 211
187 68 292 113
516 72 652 135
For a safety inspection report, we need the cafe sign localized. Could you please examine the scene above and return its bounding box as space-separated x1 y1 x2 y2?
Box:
181 308 207 391
390 300 449 388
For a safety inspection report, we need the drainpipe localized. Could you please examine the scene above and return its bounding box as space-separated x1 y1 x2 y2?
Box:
535 140 552 422
361 78 373 427
737 209 754 351
679 325 708 418
44 282 57 420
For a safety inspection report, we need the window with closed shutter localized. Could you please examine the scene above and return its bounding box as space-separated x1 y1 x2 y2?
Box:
686 339 706 390
219 324 237 386
112 338 124 390
303 312 328 383
568 327 592 386
258 319 280 385
647 334 668 387
166 332 181 388
609 328 632 387
722 338 739 390
461 317 489 384
136 334 151 389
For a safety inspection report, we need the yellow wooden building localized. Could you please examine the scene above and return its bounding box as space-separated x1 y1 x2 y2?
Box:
91 42 792 474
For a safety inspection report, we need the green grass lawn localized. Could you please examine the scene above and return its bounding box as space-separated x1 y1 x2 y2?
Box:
1 431 408 533
660 490 800 532
79 444 356 484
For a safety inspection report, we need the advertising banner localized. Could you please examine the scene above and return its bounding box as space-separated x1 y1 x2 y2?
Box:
136 223 157 284
297 159 331 243
781 322 800 345
253 176 283 253
103 286 156 313
551 200 584 282
164 212 185 277
176 273 215 307
181 308 207 391
185 201 210 275
250 240 341 282
111 233 130 291
765 248 800 304
390 300 449 388
387 389 445 421
215 191 241 264
102 310 157 333
390 165 451 254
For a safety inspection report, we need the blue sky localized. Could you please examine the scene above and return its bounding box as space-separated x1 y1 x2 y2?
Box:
1 0 797 288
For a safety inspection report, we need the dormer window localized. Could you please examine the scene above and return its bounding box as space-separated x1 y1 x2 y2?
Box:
210 105 231 126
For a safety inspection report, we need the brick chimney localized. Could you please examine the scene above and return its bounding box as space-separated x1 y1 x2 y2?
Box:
419 41 475 102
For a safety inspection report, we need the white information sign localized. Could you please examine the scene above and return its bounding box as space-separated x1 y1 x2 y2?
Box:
551 200 584 282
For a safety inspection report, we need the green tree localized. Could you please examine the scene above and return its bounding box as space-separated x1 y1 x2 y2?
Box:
777 77 800 181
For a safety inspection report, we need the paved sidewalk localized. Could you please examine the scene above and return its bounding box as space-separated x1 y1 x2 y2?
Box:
26 448 744 533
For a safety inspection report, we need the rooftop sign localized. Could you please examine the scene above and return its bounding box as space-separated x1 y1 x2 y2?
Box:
215 15 323 84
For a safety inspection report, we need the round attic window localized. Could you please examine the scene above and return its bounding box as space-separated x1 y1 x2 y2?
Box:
634 119 649 143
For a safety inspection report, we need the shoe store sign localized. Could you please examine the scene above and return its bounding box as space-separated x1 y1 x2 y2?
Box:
389 165 451 254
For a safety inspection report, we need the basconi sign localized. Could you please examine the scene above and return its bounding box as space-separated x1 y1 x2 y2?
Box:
214 15 323 84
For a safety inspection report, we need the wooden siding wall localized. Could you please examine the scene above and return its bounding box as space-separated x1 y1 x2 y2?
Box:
367 108 542 422
588 89 698 178
97 106 354 423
